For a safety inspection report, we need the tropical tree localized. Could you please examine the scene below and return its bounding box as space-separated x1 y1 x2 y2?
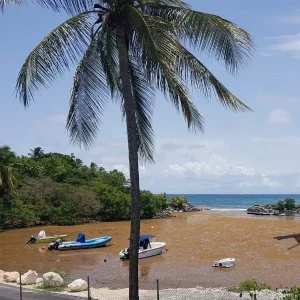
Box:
1 1 253 298
28 147 44 160
0 146 17 196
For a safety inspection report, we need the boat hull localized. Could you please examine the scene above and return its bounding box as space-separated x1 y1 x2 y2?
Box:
120 242 166 260
213 258 236 268
35 235 67 244
56 236 112 251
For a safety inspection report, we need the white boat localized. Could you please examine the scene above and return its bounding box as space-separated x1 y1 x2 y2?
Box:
119 235 166 260
212 257 236 268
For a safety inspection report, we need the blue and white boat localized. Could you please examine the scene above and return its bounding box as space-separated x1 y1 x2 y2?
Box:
119 234 166 260
48 233 112 251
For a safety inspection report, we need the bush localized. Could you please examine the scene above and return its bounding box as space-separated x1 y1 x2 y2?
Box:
232 279 271 293
273 198 295 212
282 286 300 300
168 195 188 209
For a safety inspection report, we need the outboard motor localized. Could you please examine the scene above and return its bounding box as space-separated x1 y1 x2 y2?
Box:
120 248 130 260
48 239 63 251
26 236 37 244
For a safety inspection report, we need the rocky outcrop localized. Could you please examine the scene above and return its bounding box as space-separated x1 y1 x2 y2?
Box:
17 270 38 285
247 205 276 215
168 203 209 213
68 279 88 292
42 272 64 287
3 271 19 283
247 204 300 215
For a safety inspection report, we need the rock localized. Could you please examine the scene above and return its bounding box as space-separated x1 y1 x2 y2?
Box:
68 279 88 292
42 272 64 287
35 278 43 284
17 270 38 285
3 271 19 283
0 270 4 282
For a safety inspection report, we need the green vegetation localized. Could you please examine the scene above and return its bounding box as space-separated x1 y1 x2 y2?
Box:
168 196 188 210
0 146 168 229
51 268 67 280
231 279 272 293
273 198 295 212
36 284 67 292
282 286 300 299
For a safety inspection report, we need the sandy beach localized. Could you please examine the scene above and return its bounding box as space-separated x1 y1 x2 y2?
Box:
1 211 300 290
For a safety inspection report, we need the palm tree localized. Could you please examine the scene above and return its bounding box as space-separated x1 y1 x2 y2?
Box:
28 147 45 160
1 1 253 298
0 146 17 197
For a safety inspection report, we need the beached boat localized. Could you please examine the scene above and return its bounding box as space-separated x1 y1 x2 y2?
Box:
119 234 166 260
48 233 112 251
26 230 67 244
212 258 236 268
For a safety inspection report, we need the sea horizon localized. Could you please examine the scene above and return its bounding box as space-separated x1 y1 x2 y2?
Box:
166 193 300 211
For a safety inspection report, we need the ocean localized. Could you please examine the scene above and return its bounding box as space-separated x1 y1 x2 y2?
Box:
167 194 300 211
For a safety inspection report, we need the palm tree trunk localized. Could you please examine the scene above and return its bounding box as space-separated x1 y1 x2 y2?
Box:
116 25 140 300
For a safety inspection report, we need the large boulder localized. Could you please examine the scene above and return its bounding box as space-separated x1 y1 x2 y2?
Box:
3 271 19 283
42 272 64 287
68 279 88 292
17 270 38 285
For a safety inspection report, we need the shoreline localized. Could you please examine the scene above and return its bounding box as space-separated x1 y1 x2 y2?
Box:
0 276 287 300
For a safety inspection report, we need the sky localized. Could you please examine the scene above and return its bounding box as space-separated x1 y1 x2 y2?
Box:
1 0 300 194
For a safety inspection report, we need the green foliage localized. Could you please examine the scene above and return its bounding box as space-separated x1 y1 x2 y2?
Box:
232 279 271 293
51 268 67 279
36 284 66 292
282 286 300 300
0 146 171 228
168 196 188 209
273 198 295 212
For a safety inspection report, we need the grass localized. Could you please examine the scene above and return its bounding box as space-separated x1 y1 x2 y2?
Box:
35 284 67 292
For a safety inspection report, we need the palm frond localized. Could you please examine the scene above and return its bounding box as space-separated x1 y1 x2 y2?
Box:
135 0 189 8
97 27 121 101
124 9 204 132
144 5 253 74
16 12 94 107
66 35 110 149
127 57 155 164
171 41 251 111
1 0 94 14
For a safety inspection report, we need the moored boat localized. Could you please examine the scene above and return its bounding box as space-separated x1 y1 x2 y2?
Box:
48 233 112 251
119 234 166 260
26 230 67 244
212 257 236 268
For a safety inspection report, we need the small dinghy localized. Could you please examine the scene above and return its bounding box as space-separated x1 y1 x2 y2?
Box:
120 234 166 260
26 230 67 244
213 258 236 268
48 233 112 251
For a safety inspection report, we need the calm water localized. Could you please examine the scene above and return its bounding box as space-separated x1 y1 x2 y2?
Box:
2 212 300 288
167 194 300 211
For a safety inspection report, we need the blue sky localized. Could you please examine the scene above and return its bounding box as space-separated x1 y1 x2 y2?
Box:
1 0 300 194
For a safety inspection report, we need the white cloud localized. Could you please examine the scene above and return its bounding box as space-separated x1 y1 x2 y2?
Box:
268 109 291 125
265 33 300 57
261 175 281 188
164 154 255 178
